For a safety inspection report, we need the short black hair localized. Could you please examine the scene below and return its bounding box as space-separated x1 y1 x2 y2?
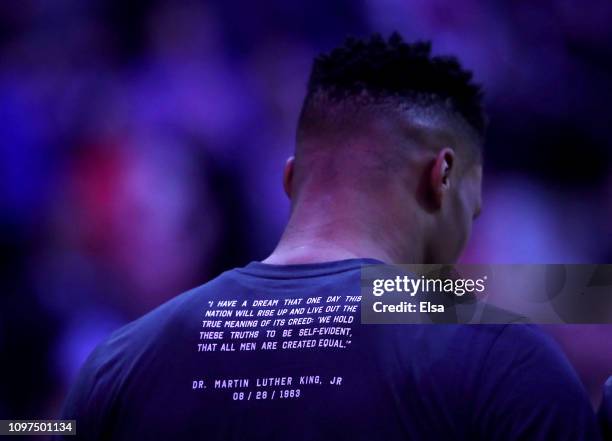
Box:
301 32 486 139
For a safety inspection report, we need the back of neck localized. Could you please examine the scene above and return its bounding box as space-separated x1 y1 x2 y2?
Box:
263 198 423 265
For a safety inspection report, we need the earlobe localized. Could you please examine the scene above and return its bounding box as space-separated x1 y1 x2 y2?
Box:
430 148 455 208
283 156 295 199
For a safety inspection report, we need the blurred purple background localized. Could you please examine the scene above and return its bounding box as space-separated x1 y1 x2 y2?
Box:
0 0 611 419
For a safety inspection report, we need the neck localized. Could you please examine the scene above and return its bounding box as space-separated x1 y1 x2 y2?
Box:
263 191 425 265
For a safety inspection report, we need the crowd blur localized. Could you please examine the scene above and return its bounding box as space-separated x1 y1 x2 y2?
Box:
0 0 610 420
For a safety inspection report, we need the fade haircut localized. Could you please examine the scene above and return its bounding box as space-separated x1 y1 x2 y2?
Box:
297 32 486 153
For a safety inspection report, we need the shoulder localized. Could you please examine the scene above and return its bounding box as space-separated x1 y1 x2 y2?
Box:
473 324 600 439
485 324 574 370
63 270 238 407
474 324 581 389
415 324 581 396
88 274 230 370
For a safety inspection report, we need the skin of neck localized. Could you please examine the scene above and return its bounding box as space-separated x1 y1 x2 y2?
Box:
264 164 430 265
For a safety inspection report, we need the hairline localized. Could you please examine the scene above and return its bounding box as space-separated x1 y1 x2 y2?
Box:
297 91 484 162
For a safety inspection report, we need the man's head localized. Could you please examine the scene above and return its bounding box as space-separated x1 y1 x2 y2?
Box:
283 33 486 263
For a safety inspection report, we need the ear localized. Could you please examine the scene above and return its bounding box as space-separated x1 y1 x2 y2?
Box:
429 147 455 208
283 156 295 199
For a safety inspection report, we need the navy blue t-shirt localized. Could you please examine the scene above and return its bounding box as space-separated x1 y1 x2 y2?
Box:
60 259 601 440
